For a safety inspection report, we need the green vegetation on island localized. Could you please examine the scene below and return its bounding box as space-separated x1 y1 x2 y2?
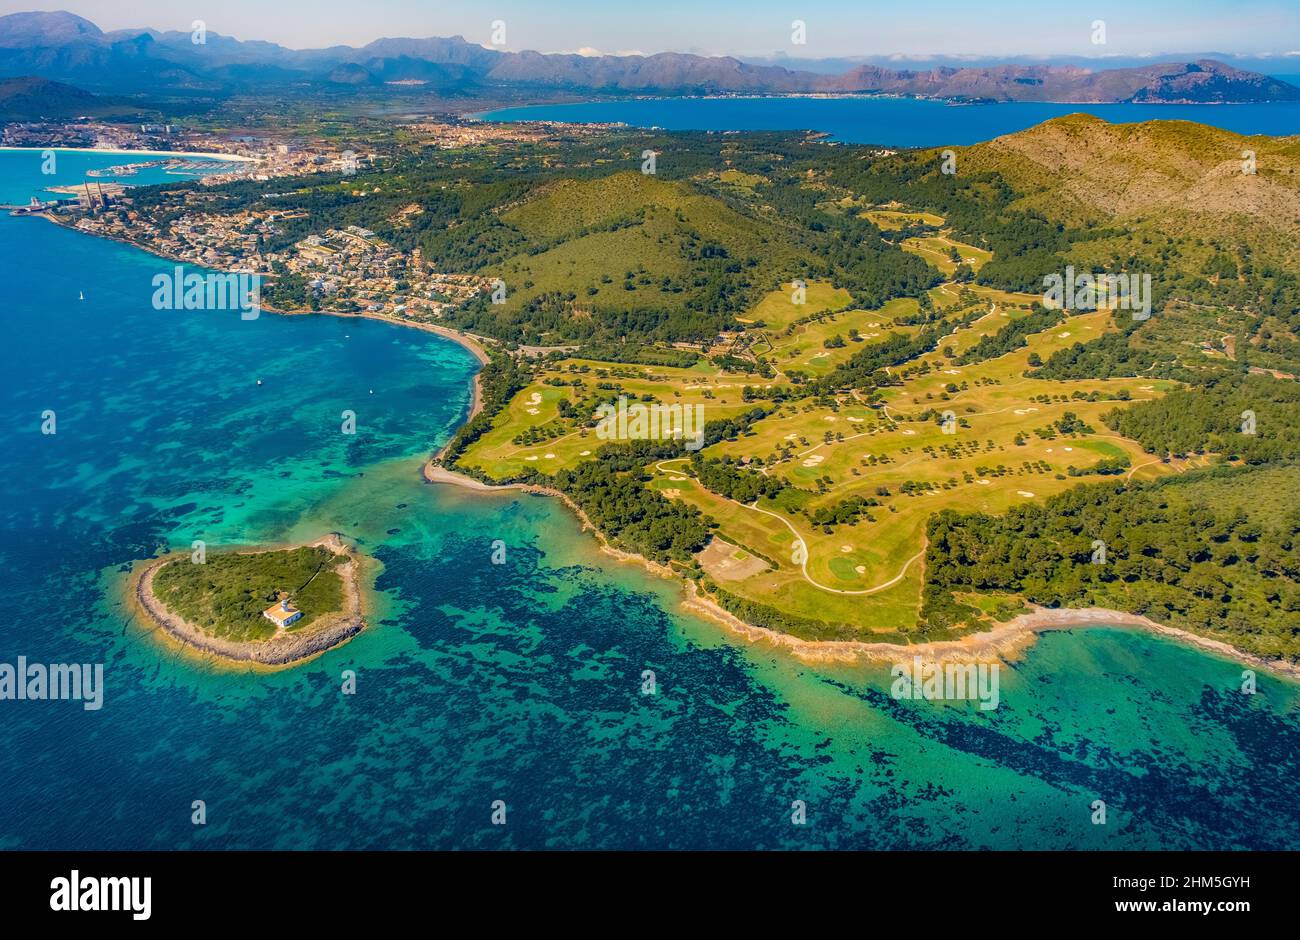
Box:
150 545 347 642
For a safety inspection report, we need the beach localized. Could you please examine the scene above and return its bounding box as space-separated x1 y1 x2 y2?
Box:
0 146 256 162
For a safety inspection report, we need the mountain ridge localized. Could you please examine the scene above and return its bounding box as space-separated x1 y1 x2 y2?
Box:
1 11 1297 103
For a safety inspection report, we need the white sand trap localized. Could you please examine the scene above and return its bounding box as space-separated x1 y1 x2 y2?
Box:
847 417 864 423
944 369 961 375
811 352 830 360
528 392 542 404
855 565 866 575
1017 490 1035 497
1139 385 1154 390
1058 332 1071 338
977 479 990 485
662 489 681 499
544 453 555 459
525 455 538 461
1063 446 1073 452
801 454 826 468
824 416 838 422
784 434 798 441
670 476 687 482
1046 448 1053 453
580 450 591 456
840 545 853 553
526 408 539 415
902 428 916 435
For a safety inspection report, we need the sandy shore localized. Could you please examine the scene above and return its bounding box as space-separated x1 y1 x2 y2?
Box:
423 461 601 530
270 305 491 367
0 146 256 162
682 591 1300 678
424 463 1300 679
132 534 367 667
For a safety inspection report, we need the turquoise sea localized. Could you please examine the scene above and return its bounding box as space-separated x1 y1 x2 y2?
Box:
1 149 1298 850
482 96 1300 146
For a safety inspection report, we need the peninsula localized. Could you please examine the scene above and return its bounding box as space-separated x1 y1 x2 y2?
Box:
23 111 1300 676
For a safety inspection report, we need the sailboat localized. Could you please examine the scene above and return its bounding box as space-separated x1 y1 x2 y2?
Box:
78 291 84 301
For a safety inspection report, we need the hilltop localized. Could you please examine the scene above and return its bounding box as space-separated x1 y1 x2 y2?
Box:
957 114 1300 229
0 75 99 119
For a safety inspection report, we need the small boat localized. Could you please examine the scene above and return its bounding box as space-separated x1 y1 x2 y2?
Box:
78 291 84 301
256 379 263 386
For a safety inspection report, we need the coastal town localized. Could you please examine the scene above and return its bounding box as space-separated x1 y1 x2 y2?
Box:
6 119 501 323
2 113 631 326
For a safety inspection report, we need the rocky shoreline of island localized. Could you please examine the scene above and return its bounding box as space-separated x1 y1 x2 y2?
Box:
131 534 367 667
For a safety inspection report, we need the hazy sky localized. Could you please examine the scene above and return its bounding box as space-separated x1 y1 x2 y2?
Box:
4 0 1299 57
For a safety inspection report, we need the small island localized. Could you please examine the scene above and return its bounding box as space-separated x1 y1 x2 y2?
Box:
133 535 367 666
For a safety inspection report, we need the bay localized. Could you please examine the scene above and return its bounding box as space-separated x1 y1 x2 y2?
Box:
482 96 1300 146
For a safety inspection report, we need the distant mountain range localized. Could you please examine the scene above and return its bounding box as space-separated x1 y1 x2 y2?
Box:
741 51 1300 77
1 10 1298 104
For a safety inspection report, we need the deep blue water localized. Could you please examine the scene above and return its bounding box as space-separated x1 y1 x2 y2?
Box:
482 96 1300 146
1 150 1299 850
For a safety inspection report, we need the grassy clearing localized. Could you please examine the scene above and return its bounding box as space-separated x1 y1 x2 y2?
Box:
743 280 853 331
459 358 762 480
151 546 344 642
764 298 922 378
862 208 945 229
901 234 993 275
